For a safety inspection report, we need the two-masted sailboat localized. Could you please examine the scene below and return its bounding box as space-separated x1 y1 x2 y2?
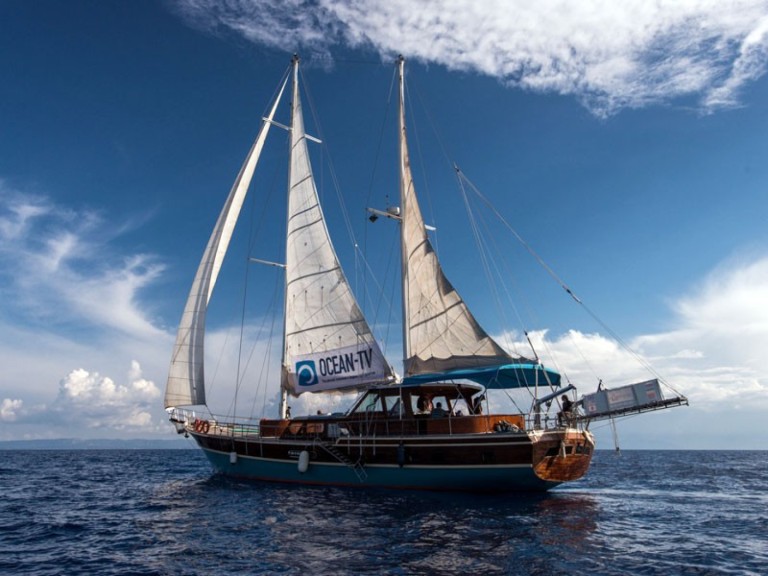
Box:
164 55 687 492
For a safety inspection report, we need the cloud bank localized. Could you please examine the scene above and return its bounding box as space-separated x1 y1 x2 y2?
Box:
1 362 165 435
52 362 162 430
0 184 173 439
0 183 165 340
172 0 768 115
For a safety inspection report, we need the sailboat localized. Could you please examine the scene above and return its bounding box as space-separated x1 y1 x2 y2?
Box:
165 55 687 492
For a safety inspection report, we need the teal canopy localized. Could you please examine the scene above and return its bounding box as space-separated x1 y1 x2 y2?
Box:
401 363 561 389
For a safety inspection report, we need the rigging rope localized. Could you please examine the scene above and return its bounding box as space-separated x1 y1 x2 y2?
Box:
455 167 685 398
299 66 359 254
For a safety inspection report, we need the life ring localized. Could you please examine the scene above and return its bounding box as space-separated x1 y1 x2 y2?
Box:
193 419 201 432
200 421 210 434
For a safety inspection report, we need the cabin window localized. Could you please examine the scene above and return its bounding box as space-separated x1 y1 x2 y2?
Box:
451 397 472 416
412 393 452 416
352 392 382 414
382 395 404 417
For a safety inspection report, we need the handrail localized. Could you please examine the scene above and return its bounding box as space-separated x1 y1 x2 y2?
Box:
168 408 262 438
169 407 588 438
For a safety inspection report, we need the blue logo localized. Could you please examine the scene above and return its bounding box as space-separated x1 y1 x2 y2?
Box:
295 360 318 386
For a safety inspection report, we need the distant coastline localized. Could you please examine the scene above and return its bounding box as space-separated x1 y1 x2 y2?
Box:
0 438 193 450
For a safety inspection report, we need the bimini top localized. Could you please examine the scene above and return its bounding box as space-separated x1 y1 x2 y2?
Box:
401 363 561 390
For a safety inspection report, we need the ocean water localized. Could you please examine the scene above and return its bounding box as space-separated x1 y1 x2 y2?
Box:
0 449 765 575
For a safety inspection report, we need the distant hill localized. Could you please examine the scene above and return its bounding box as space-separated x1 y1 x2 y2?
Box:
0 438 193 450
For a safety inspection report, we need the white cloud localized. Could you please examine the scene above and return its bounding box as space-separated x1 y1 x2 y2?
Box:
703 14 768 109
0 188 51 240
672 255 768 335
0 184 175 439
57 364 160 406
632 255 768 410
171 0 768 115
505 255 768 418
174 0 341 59
0 362 166 438
0 185 165 341
0 399 23 422
50 363 163 430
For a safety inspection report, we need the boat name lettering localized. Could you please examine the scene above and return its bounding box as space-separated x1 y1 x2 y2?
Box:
317 349 373 377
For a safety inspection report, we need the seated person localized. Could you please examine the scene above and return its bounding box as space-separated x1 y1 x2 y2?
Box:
416 395 433 415
431 401 447 417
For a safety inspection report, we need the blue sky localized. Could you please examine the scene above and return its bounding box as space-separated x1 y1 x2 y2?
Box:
1 0 767 449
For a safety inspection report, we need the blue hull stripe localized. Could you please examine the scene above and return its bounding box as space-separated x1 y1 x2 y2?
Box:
199 446 559 492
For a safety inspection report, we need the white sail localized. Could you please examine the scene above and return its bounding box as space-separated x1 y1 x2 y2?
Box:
164 75 289 408
281 60 394 394
397 57 513 377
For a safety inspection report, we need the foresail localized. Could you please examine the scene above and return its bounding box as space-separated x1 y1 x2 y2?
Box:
282 62 394 395
398 57 513 377
164 74 289 408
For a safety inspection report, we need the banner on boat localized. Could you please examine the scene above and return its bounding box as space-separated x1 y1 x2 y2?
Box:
581 379 663 417
286 344 390 393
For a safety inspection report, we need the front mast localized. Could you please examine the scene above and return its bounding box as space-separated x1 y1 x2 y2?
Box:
278 55 300 420
397 55 411 376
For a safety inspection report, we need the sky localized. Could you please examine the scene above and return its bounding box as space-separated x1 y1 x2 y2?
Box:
1 0 767 449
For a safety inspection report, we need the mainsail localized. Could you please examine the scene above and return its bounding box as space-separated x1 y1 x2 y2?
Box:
164 73 289 408
281 60 394 394
397 57 514 377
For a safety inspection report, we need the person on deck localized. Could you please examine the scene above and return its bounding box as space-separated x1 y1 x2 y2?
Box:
416 395 433 414
431 402 447 417
559 395 574 426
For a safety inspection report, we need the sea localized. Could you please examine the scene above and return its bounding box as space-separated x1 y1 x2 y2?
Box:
0 449 765 576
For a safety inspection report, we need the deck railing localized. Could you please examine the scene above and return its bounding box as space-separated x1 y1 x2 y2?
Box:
169 407 582 440
168 408 262 438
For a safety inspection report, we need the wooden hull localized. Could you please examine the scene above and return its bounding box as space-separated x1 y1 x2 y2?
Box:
187 417 594 492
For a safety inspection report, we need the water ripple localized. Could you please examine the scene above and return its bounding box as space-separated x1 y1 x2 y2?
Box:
0 449 764 575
